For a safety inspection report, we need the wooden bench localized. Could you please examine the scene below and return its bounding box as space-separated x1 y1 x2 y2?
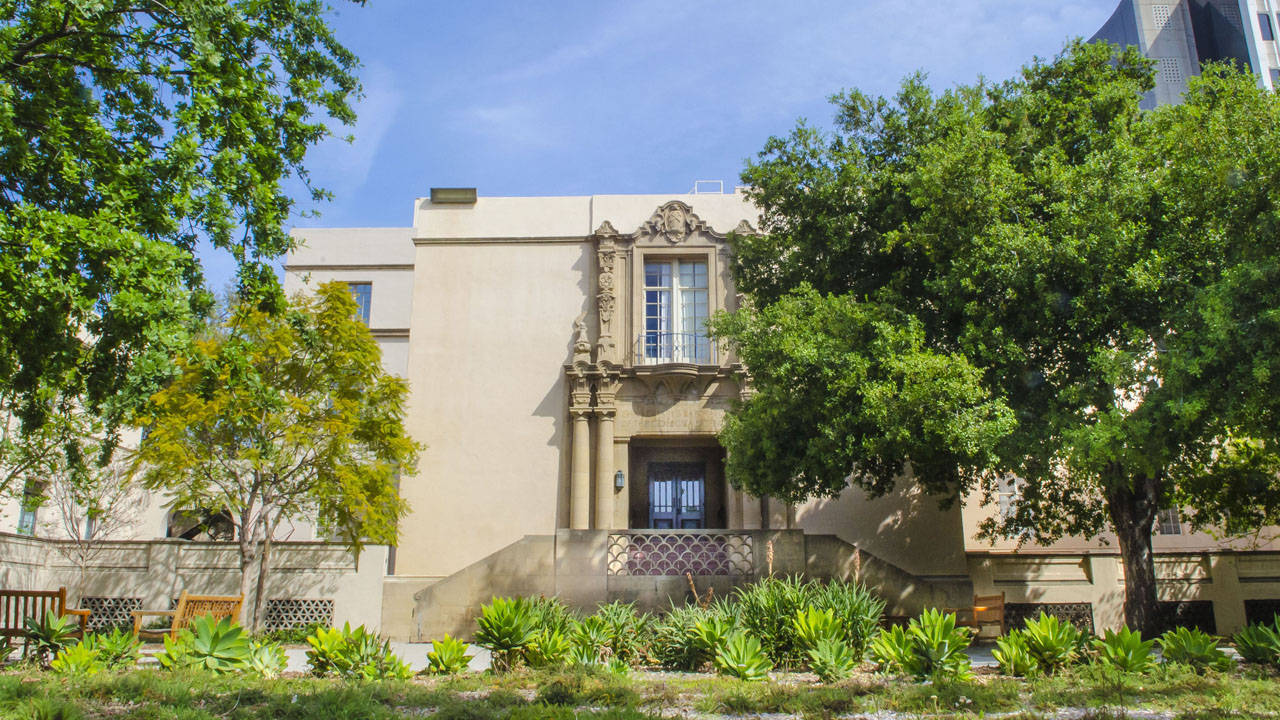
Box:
132 591 244 640
952 592 1006 638
1 587 91 649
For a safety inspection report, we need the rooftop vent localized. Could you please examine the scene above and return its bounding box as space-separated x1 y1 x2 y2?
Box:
689 180 724 194
430 187 477 204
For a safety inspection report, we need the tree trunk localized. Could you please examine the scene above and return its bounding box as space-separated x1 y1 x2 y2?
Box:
1105 471 1161 634
250 519 275 632
237 515 262 627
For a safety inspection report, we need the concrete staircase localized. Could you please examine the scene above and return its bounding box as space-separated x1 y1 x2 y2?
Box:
406 529 972 641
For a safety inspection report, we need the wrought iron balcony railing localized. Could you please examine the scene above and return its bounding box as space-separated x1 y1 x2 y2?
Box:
635 332 717 365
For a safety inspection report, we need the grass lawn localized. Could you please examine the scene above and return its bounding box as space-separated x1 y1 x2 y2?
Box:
3 663 1279 719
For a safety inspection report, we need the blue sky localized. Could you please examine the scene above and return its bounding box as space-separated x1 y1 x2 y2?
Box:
201 0 1119 290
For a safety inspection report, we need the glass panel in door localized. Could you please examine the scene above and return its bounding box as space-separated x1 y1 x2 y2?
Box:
648 462 705 529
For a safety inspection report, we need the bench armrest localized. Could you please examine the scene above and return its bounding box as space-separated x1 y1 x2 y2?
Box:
131 610 175 636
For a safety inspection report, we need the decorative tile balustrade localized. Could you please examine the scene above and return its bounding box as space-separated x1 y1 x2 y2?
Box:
607 531 753 576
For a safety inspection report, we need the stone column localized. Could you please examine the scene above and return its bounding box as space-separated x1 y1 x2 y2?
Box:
570 409 592 529
726 485 744 529
594 409 615 529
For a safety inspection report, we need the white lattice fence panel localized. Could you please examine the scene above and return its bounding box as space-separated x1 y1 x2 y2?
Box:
607 533 752 576
262 598 335 629
79 596 142 631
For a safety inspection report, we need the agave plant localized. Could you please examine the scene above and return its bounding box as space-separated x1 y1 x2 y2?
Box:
714 631 773 681
1021 612 1083 673
691 615 734 657
184 615 252 674
474 597 537 672
906 609 973 681
1159 627 1232 673
1093 627 1155 674
571 616 611 664
24 611 80 667
247 641 287 678
992 630 1038 677
792 607 845 652
807 637 859 683
525 628 572 668
304 623 410 680
1233 619 1280 666
50 641 104 676
89 627 142 670
868 624 914 675
426 634 472 675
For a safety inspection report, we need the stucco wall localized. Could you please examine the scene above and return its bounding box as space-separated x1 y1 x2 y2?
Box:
795 484 970 578
398 240 592 578
0 532 387 630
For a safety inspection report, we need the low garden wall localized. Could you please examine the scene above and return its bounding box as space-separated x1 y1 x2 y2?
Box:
969 550 1280 635
0 532 387 632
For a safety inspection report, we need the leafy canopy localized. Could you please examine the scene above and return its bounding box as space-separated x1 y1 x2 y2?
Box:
0 0 364 463
714 40 1280 544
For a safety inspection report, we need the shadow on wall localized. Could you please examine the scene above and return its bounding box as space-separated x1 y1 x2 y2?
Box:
796 481 969 578
534 243 592 529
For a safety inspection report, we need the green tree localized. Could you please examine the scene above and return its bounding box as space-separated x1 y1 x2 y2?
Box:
0 0 364 474
713 41 1280 633
135 283 420 629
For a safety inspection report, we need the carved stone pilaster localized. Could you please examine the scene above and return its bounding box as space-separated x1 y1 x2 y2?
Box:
593 222 619 363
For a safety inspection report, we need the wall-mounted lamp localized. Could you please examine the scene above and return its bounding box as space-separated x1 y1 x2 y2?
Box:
614 470 626 490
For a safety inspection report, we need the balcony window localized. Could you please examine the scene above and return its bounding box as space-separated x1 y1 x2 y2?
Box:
347 282 371 325
641 260 711 364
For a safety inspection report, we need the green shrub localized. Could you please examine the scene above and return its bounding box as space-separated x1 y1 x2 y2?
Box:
426 634 472 675
304 623 411 680
1093 627 1155 674
732 575 811 667
23 611 79 667
85 627 141 670
526 596 579 636
1158 627 1232 673
591 602 651 665
1021 612 1084 673
792 607 844 652
474 597 537 672
155 630 197 671
808 579 885 657
525 629 572 669
869 610 972 681
807 637 858 683
1233 618 1280 666
714 631 773 681
992 630 1038 677
252 622 328 645
50 642 104 676
650 604 718 671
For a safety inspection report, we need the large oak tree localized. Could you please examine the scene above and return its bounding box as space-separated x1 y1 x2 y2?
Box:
0 0 364 493
713 41 1280 632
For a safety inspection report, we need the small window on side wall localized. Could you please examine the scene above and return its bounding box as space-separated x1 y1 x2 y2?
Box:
1260 13 1275 42
347 282 372 325
1156 507 1182 535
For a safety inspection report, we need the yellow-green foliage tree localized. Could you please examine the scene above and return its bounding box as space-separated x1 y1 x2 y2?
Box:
136 283 420 628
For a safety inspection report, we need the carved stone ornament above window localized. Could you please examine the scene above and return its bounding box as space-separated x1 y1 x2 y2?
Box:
636 201 714 244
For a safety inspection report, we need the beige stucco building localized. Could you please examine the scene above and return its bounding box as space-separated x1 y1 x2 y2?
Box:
8 188 1278 639
276 188 1280 640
